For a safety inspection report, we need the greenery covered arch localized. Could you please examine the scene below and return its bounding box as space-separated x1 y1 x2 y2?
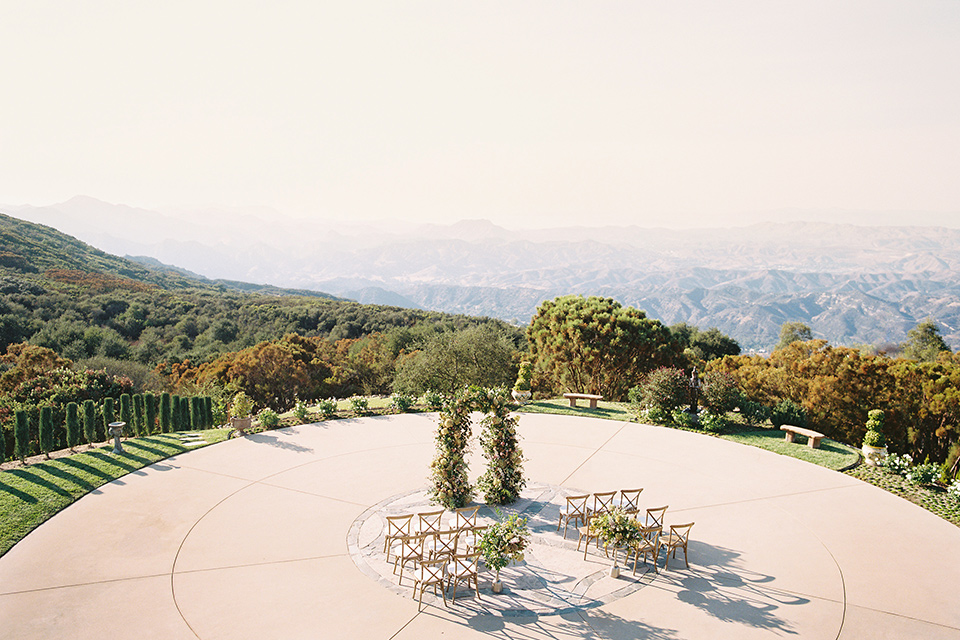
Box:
429 386 526 508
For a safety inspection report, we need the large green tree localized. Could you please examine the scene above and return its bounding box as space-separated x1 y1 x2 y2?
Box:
775 322 813 351
527 295 681 400
393 325 516 396
900 318 950 362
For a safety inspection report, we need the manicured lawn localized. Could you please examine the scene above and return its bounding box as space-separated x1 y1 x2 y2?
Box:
518 399 859 471
518 398 635 421
721 423 859 471
0 429 228 557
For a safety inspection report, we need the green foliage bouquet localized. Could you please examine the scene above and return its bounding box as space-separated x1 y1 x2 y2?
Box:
479 512 530 583
589 507 641 555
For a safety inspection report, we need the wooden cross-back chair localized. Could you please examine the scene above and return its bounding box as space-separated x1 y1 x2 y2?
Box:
577 514 602 560
456 524 487 555
413 557 448 611
645 505 668 529
383 513 415 563
426 528 459 562
619 488 643 515
417 510 444 536
452 505 480 531
557 494 590 539
630 524 662 575
591 491 617 515
659 522 694 570
392 534 424 585
448 552 481 603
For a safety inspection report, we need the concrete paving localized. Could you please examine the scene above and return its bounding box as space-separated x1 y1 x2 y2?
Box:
2 412 959 639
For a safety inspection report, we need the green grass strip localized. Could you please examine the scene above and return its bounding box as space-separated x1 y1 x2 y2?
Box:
518 399 859 471
0 429 229 558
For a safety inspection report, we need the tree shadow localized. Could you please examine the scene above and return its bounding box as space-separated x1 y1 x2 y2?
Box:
245 432 314 453
83 449 137 473
31 463 95 493
652 541 808 635
423 607 682 640
122 441 176 458
58 456 116 483
0 476 38 503
2 467 74 499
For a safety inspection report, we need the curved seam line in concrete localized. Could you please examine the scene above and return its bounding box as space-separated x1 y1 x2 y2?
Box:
766 501 847 640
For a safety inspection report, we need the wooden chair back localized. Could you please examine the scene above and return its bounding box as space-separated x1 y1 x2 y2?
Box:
645 505 668 528
619 488 643 514
452 505 480 530
417 509 445 535
592 491 617 514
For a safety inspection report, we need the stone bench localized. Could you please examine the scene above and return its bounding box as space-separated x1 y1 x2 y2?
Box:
563 393 603 409
780 425 825 449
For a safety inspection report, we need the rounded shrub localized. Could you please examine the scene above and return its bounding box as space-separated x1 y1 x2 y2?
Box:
258 408 280 429
770 399 807 429
638 367 690 413
700 371 740 415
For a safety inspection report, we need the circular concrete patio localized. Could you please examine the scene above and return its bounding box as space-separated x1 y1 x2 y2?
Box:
1 412 959 639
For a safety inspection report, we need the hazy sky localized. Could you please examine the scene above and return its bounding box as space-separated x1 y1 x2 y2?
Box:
2 1 959 228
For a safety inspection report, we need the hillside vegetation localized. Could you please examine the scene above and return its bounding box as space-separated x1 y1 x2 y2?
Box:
0 213 520 371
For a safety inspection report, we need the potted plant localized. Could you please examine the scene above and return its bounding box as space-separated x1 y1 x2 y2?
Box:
861 409 888 466
589 507 642 578
479 512 530 593
511 361 533 404
229 391 254 436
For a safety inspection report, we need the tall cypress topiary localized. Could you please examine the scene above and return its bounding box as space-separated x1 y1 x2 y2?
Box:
144 392 157 436
39 406 54 459
103 397 115 438
170 395 181 431
15 410 30 463
83 399 96 444
190 396 202 431
120 393 133 436
204 396 214 428
160 392 172 433
66 402 80 451
133 394 145 437
181 397 192 430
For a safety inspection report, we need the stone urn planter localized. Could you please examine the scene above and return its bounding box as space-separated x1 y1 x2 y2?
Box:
511 389 532 404
862 444 888 466
230 417 253 437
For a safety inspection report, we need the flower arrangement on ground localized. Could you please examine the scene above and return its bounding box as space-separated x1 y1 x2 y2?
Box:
590 507 642 568
479 512 530 591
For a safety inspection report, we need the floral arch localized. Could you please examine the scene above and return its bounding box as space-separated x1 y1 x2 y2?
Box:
429 386 526 508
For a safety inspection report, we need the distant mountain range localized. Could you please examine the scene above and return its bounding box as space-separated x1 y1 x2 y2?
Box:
6 196 960 350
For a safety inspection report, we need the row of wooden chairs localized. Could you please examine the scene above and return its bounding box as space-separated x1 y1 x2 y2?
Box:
557 489 644 538
382 506 488 610
562 494 695 572
383 505 482 562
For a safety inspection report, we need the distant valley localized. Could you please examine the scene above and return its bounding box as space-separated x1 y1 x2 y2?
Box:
7 196 960 350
